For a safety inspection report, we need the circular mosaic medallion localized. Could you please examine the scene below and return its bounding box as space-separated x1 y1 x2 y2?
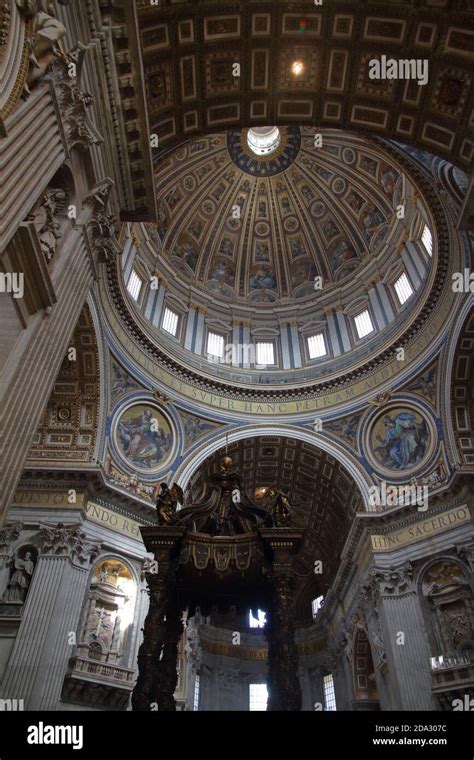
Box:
183 175 196 192
255 221 270 236
227 126 301 177
332 177 346 195
112 402 176 475
311 201 326 218
202 199 216 216
363 403 437 478
226 217 241 231
342 147 356 165
283 216 299 233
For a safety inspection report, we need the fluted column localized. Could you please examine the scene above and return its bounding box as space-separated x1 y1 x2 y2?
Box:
128 571 151 674
0 524 100 709
370 562 436 710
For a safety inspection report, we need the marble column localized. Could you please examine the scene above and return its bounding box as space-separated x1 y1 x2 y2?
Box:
0 524 100 710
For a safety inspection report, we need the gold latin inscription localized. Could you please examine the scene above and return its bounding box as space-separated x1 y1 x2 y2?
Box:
371 505 471 551
86 502 142 539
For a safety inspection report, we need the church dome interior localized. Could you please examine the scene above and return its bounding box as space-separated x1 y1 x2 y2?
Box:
0 0 473 734
154 129 417 301
119 129 438 388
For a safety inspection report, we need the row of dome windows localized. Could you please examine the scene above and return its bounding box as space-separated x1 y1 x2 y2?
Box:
126 268 419 367
124 224 432 370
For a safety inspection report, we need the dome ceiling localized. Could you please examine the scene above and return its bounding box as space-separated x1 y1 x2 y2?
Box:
154 128 407 306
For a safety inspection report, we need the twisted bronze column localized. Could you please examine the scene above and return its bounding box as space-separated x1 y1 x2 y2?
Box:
131 574 170 711
154 601 185 711
266 573 302 711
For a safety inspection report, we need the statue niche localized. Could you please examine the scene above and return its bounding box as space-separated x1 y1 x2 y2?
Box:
75 559 135 666
2 545 37 604
421 560 474 654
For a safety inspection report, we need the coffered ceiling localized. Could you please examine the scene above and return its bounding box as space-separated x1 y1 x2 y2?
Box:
134 0 474 169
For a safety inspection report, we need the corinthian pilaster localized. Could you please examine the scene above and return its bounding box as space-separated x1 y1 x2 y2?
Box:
0 523 101 710
368 561 436 710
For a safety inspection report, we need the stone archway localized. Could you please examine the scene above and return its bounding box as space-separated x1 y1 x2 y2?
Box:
175 423 372 507
176 426 371 626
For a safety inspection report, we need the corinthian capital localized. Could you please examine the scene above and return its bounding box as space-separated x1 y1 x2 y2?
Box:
0 523 23 550
39 523 100 566
370 561 415 597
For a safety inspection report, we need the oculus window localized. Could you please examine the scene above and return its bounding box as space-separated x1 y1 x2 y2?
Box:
247 127 281 156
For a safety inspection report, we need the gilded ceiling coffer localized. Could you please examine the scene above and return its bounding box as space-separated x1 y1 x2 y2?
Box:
131 458 304 711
